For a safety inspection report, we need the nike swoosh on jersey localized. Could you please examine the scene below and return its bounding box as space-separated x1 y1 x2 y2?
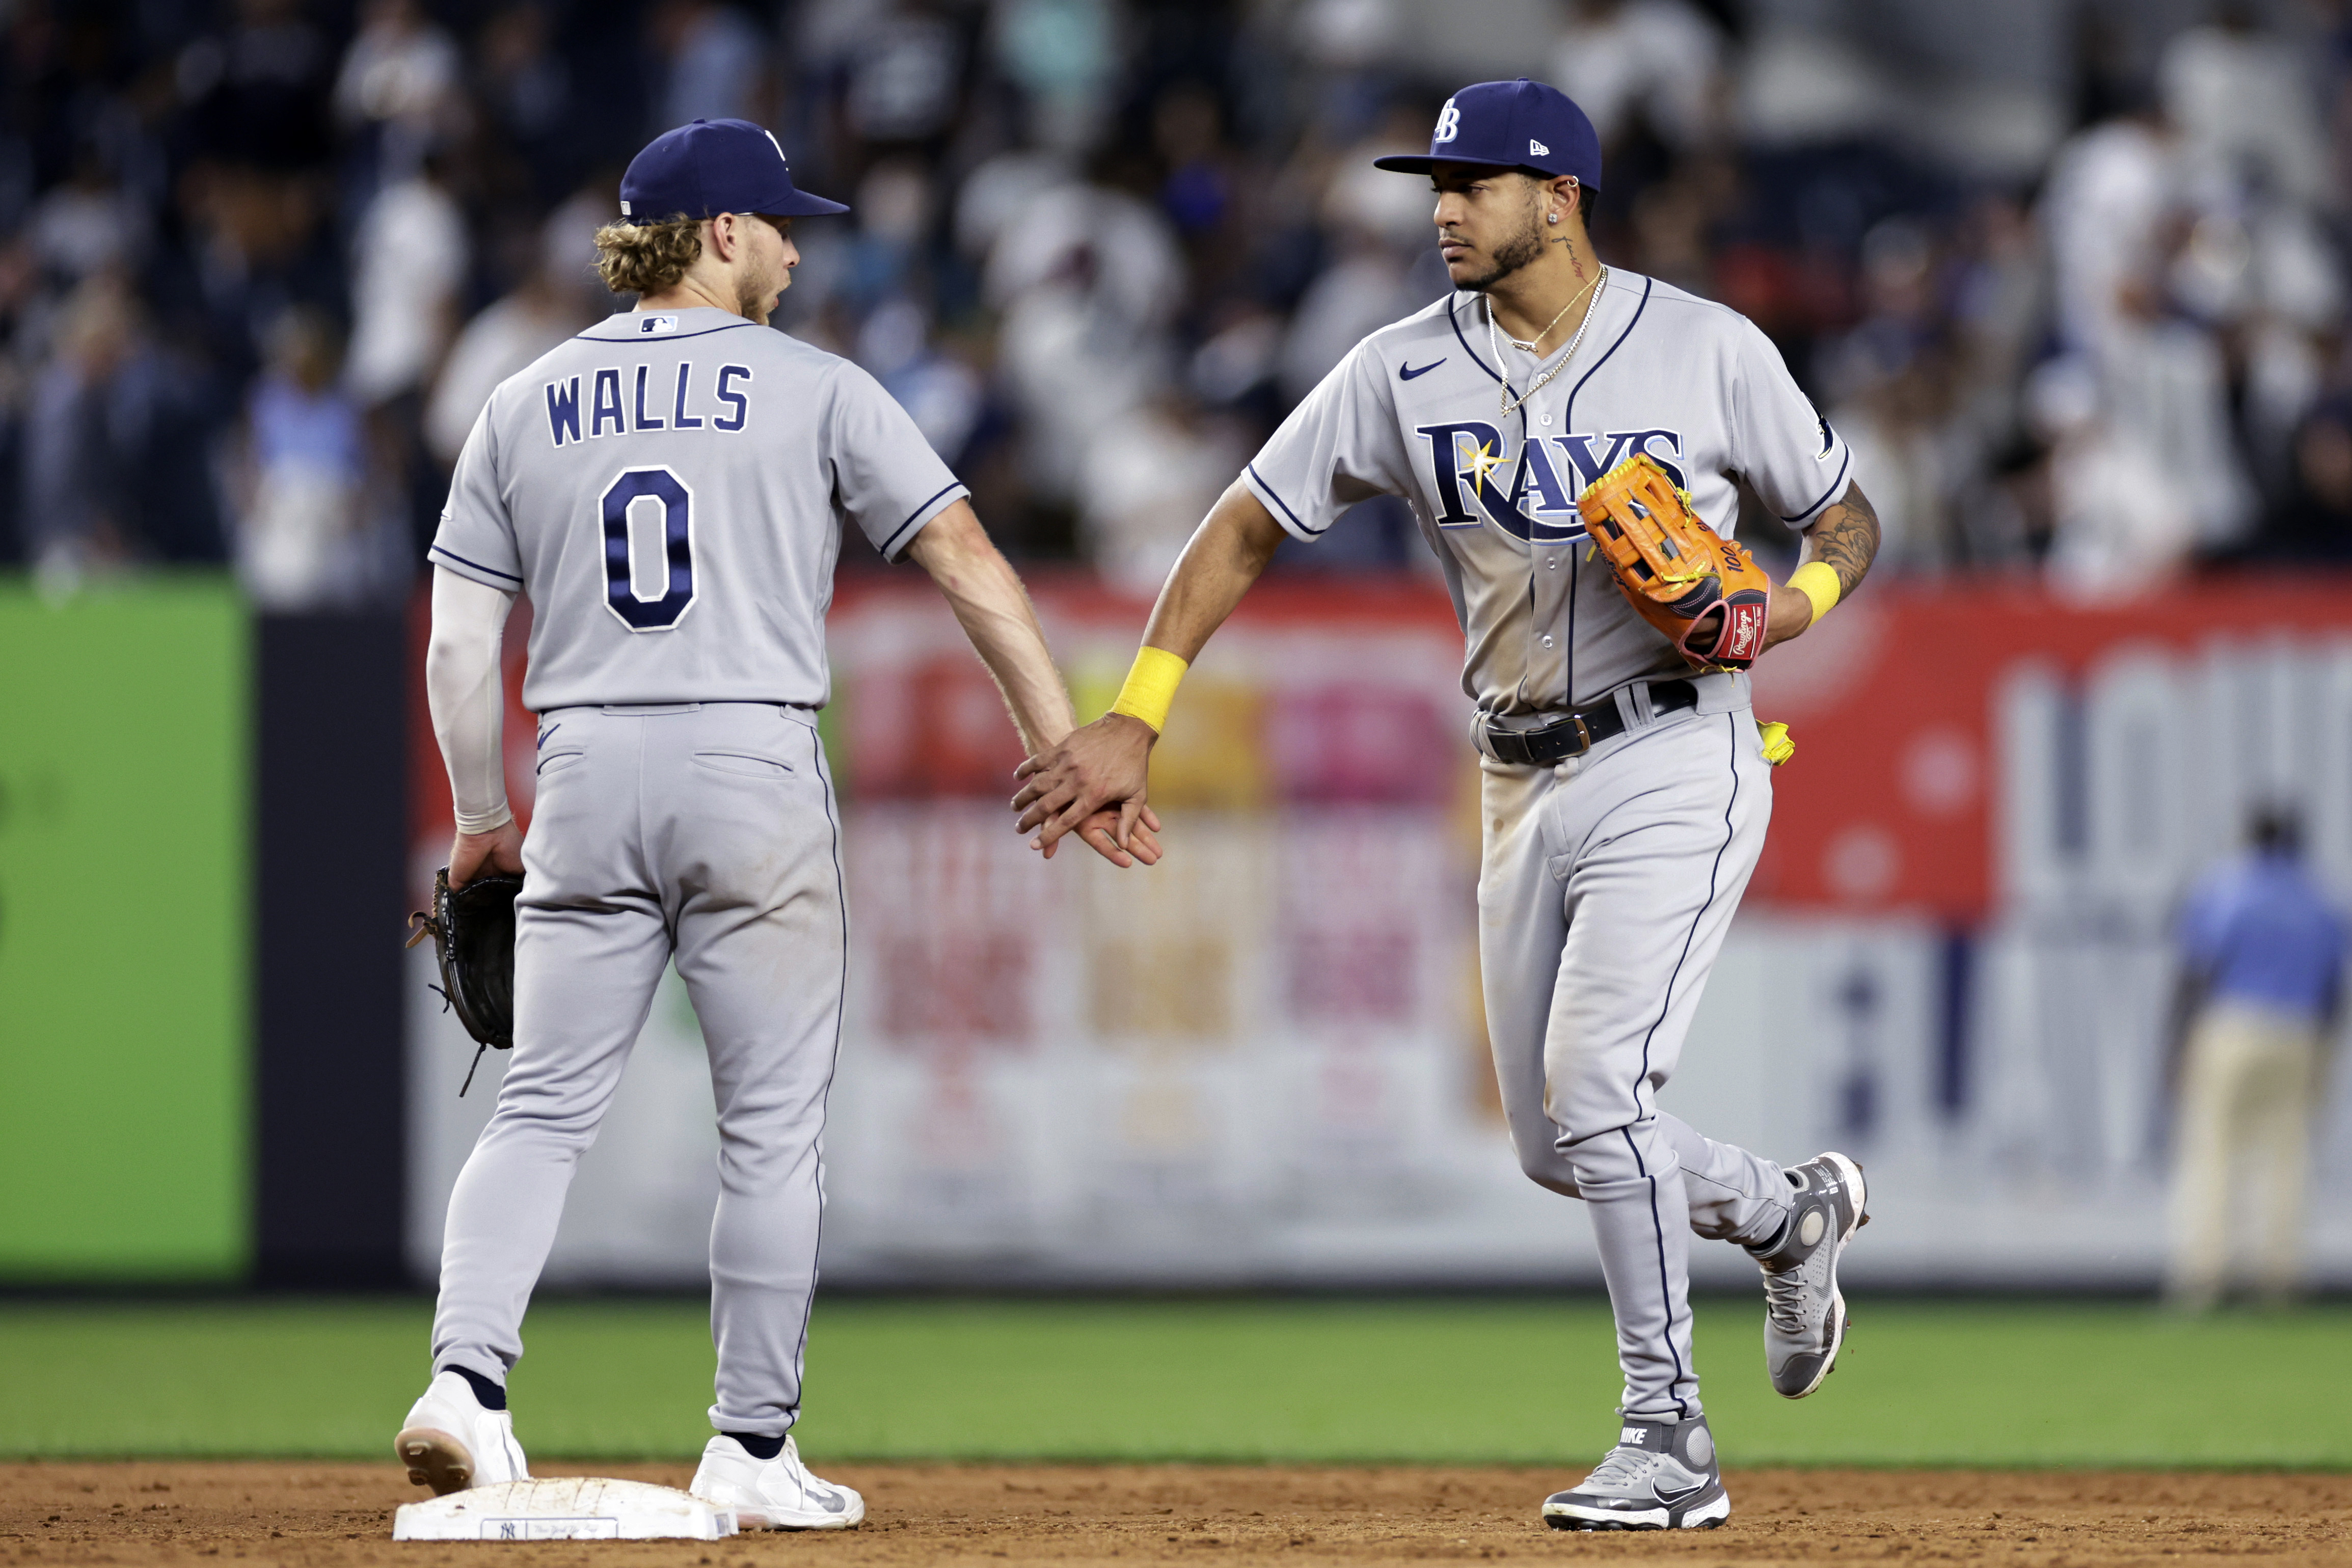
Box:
1400 358 1446 380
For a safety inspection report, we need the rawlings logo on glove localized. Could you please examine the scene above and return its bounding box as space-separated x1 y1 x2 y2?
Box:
1577 454 1774 672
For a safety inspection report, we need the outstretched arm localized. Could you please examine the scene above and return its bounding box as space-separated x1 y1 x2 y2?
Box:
1764 481 1880 649
1013 480 1288 852
905 499 1160 868
906 500 1075 754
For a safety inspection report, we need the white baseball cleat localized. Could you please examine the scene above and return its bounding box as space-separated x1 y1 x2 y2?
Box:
689 1435 864 1530
395 1370 530 1496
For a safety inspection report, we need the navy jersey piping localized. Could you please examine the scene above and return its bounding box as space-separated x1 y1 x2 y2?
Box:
1564 546 1578 706
784 718 852 1422
1560 274 1652 432
1779 447 1852 523
1553 272 1648 711
1248 463 1321 536
1619 1124 1694 1419
1447 297 1505 386
1632 712 1743 1119
573 319 761 345
879 482 964 557
430 544 523 583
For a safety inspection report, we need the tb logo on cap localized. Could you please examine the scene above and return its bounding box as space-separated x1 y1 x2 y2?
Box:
1434 98 1461 144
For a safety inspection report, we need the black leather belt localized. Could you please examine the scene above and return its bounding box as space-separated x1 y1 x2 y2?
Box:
1480 680 1697 766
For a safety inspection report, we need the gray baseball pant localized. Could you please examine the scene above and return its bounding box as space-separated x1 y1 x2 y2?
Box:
1478 685 1794 1418
430 701 846 1436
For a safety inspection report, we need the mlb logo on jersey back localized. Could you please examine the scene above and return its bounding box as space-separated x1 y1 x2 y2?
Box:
639 315 680 335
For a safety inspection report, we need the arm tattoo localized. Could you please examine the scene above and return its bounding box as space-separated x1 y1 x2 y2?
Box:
1803 482 1879 599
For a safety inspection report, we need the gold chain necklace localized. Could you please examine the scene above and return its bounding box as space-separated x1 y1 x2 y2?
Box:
1488 267 1607 418
1495 267 1600 354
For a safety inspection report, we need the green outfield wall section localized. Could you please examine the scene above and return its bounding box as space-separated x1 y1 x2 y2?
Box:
0 578 249 1280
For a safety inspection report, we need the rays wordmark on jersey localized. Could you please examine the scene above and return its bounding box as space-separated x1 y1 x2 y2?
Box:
1415 422 1689 544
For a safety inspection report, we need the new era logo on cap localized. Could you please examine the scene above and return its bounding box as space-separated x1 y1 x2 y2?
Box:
1371 79 1602 192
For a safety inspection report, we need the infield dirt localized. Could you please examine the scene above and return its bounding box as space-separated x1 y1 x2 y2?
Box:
1 1463 2341 1567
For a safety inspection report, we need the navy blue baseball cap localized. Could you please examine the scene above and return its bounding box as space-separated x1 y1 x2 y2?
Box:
619 118 849 222
1373 79 1603 191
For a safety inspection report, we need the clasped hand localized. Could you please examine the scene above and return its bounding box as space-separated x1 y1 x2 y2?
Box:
1013 712 1160 868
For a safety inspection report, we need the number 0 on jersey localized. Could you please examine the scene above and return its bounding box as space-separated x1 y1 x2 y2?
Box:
602 466 697 631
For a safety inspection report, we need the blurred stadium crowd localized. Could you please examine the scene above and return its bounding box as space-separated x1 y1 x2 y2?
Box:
9 0 2352 609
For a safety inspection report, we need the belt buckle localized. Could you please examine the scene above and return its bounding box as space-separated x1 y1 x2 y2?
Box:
1549 712 1593 759
1486 711 1591 765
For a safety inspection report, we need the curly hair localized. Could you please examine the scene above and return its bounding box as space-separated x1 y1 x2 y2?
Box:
592 215 703 296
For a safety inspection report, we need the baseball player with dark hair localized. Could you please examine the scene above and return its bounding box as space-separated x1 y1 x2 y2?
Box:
1016 80 1880 1531
394 118 1153 1527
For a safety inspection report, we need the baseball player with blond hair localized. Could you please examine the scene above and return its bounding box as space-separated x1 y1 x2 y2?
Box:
394 118 1152 1528
1017 80 1880 1530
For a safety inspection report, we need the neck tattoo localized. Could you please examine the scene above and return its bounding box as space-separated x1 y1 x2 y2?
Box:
1487 267 1607 418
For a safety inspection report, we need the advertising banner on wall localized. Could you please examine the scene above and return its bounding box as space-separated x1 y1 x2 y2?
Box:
406 575 2352 1290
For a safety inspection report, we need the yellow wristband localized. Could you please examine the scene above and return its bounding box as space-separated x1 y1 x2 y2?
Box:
1789 560 1842 625
1109 646 1189 734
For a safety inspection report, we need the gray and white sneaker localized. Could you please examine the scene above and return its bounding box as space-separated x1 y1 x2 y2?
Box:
1541 1414 1729 1531
1749 1151 1869 1398
689 1435 864 1530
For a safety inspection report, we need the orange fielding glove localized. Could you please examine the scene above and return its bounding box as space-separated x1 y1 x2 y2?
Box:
1577 453 1774 672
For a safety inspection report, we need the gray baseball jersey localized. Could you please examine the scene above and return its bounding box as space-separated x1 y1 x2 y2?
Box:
431 306 968 711
1243 268 1851 1421
424 305 962 1442
1243 271 1851 716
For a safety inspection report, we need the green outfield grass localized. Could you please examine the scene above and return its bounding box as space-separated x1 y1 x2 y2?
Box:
0 1296 2340 1468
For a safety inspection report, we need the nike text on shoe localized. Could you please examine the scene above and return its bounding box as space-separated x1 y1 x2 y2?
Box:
1542 1413 1729 1531
1750 1151 1870 1398
395 1369 530 1496
690 1435 865 1530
